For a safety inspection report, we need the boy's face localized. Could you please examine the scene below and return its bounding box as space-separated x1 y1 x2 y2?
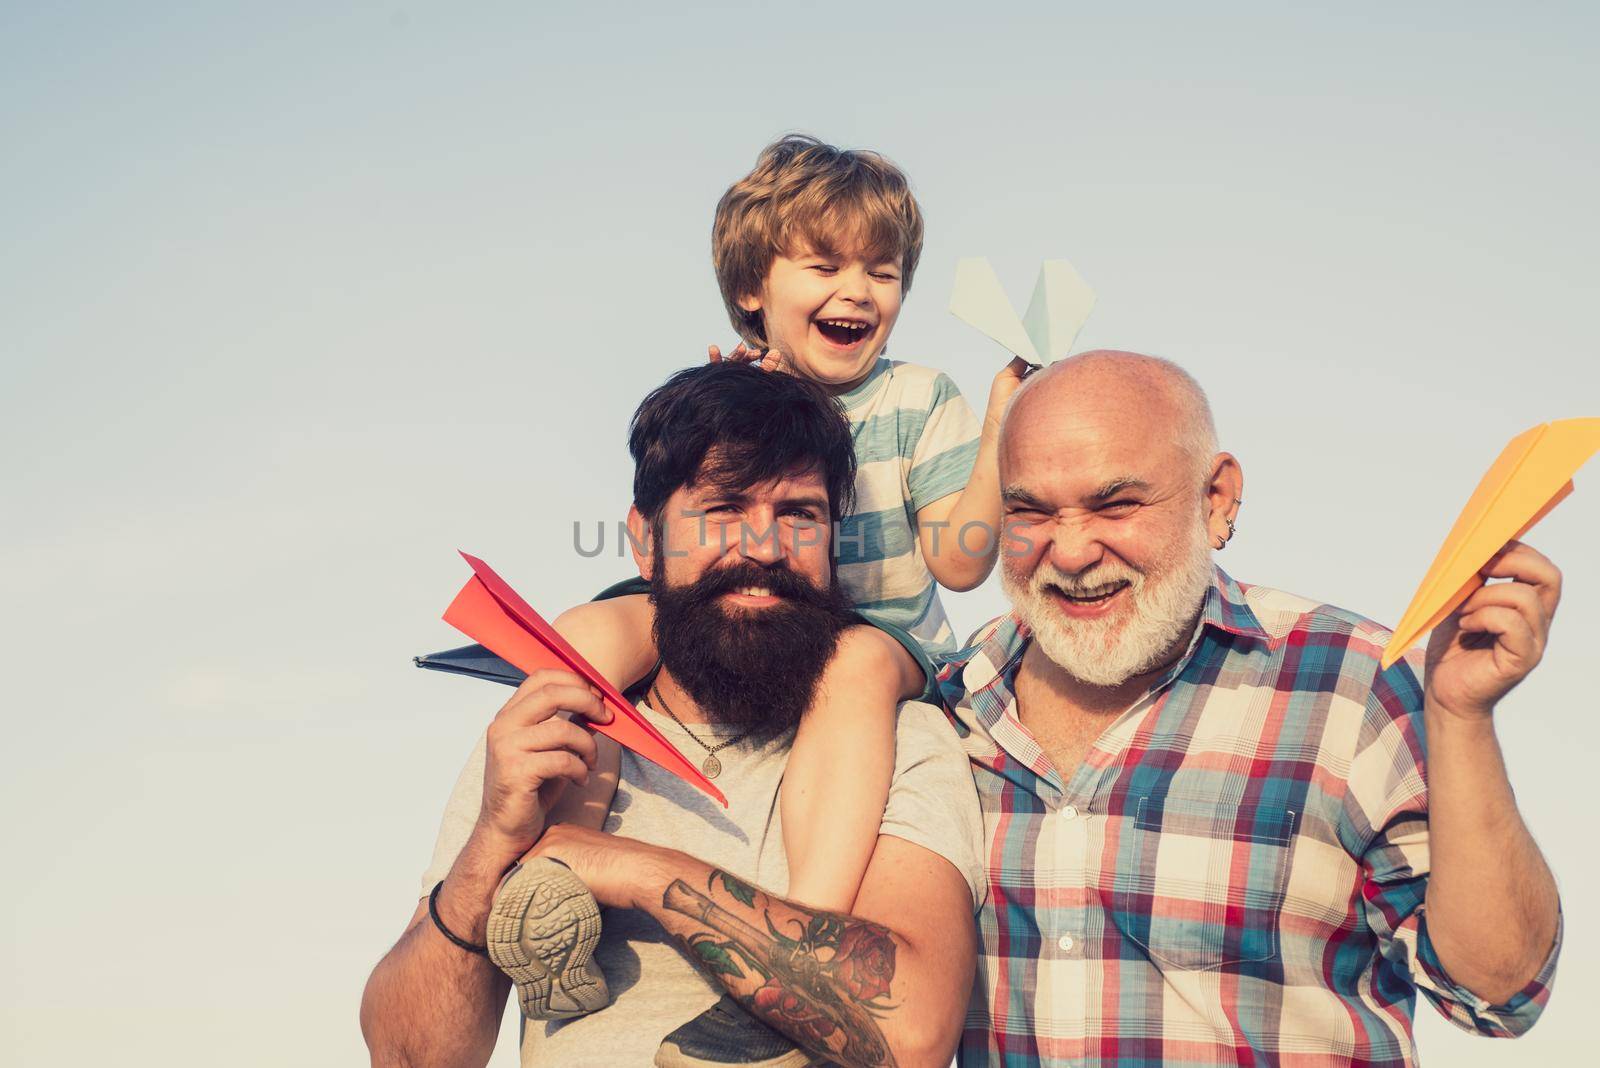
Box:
739 246 904 391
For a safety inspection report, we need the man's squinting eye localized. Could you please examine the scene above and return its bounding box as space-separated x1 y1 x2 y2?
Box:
1098 499 1140 516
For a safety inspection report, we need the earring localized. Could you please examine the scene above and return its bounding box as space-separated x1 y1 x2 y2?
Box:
1217 498 1242 549
1215 517 1238 551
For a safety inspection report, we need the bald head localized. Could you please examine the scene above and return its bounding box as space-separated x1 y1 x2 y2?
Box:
1004 350 1218 482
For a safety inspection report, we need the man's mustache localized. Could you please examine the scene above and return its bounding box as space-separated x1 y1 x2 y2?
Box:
686 562 829 605
1033 562 1143 598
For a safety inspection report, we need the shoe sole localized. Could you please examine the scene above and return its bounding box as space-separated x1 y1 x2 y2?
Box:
487 858 609 1020
654 1038 818 1068
655 997 819 1068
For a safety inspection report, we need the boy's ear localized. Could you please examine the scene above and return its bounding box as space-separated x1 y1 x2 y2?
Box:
626 504 655 581
736 291 763 313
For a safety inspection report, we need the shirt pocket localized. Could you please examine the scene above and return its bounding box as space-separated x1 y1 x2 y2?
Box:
1108 793 1299 971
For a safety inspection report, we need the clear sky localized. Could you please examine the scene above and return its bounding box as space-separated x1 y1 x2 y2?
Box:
3 2 1596 1065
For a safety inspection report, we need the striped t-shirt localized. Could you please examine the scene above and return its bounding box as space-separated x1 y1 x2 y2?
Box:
834 357 981 656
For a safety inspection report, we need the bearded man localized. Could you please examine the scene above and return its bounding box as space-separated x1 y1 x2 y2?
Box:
940 351 1563 1066
362 362 984 1068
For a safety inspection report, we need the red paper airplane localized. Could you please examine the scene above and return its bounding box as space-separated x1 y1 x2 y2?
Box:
443 552 727 807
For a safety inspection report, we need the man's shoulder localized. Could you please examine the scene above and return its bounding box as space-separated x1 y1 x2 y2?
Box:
882 698 986 906
1235 580 1398 658
889 698 967 758
1230 578 1425 723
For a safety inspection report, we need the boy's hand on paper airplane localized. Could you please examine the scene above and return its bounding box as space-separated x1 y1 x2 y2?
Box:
1424 541 1562 721
475 669 613 858
982 357 1034 440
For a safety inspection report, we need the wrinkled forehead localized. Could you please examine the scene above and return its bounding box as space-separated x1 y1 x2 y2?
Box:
1002 394 1192 497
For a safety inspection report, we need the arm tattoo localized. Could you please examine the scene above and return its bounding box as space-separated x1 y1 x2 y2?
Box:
663 870 899 1067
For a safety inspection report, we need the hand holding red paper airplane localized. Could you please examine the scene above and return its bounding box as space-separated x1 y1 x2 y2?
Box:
1423 541 1562 722
476 669 614 857
443 552 727 806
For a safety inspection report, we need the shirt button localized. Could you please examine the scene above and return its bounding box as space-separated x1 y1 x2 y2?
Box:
1061 805 1079 820
1058 934 1074 952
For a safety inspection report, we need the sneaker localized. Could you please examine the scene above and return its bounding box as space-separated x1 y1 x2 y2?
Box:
486 857 610 1020
654 994 817 1067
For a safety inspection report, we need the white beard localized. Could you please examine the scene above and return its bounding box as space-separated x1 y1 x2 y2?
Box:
1002 521 1216 688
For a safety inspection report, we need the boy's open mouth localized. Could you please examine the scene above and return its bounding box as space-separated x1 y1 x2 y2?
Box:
814 318 871 347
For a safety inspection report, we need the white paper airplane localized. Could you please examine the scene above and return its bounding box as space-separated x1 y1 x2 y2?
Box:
949 257 1096 365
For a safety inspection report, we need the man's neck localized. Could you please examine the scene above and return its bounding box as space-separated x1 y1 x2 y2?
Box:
646 668 714 725
1011 621 1200 781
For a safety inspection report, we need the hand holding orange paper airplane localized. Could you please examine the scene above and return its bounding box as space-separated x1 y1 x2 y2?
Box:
1383 418 1600 669
443 552 727 806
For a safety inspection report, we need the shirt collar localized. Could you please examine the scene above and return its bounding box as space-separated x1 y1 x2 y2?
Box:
1202 566 1270 642
835 357 893 413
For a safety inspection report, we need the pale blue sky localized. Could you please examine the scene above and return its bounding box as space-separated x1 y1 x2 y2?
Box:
3 3 1596 1065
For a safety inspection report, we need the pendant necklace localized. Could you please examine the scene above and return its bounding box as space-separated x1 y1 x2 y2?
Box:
649 683 747 780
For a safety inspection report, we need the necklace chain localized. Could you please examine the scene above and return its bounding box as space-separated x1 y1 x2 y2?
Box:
649 684 748 758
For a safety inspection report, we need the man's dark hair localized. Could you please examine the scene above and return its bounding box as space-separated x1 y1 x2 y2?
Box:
629 362 857 536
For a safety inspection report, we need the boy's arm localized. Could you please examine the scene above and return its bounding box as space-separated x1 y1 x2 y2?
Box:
530 824 977 1068
916 358 1030 592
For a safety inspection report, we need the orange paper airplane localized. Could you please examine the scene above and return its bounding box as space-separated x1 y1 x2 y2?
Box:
1383 418 1600 669
443 552 727 806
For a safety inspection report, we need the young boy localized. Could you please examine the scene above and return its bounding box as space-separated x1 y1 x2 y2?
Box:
498 134 1026 1060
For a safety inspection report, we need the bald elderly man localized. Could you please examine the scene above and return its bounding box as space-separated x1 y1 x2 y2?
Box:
939 352 1562 1066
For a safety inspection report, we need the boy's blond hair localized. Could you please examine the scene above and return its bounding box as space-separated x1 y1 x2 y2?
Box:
712 134 925 347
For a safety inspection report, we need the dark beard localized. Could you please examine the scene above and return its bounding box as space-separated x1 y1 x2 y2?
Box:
651 561 857 744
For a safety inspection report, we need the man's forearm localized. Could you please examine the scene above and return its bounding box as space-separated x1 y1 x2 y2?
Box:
1422 703 1559 1003
360 831 519 1068
630 851 958 1068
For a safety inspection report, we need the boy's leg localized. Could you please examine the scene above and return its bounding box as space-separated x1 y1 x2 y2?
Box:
781 625 925 910
545 733 622 829
654 625 924 1066
554 593 659 695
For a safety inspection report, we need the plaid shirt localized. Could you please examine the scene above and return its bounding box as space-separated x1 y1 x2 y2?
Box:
938 568 1560 1067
